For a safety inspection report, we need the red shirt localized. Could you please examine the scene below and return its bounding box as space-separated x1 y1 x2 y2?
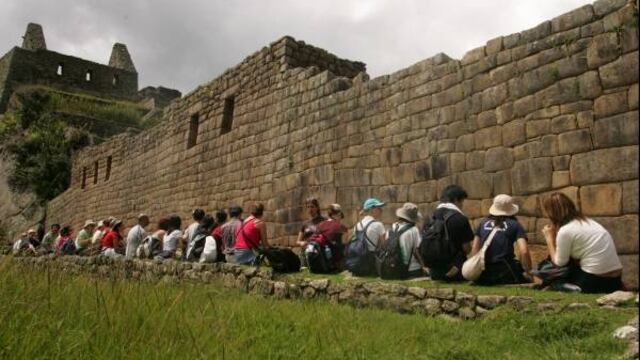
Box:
56 236 70 250
101 230 121 249
234 218 261 250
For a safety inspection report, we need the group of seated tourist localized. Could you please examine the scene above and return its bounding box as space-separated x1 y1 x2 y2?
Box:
12 185 625 293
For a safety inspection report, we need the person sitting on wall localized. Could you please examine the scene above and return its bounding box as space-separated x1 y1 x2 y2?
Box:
317 204 348 270
27 229 40 249
387 202 425 279
541 192 623 293
345 198 387 276
423 185 474 282
182 209 205 260
13 232 36 256
468 194 532 285
296 197 327 267
101 219 124 257
234 203 269 265
55 226 75 255
41 223 60 253
156 215 183 259
125 214 149 259
87 220 108 256
74 220 96 255
221 206 243 263
210 209 228 262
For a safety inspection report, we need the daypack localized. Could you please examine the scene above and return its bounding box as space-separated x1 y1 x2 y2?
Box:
199 235 218 263
376 223 414 280
305 239 333 274
530 257 571 286
185 233 207 262
136 235 162 259
256 247 301 273
59 239 77 255
419 210 456 268
345 221 377 276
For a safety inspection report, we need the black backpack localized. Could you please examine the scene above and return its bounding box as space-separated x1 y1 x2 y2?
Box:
59 239 77 255
137 235 162 259
305 240 333 274
185 233 207 262
419 210 456 268
256 247 301 273
345 221 377 276
377 223 414 280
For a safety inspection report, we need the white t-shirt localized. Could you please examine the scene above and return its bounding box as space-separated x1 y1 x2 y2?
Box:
184 222 200 243
125 224 146 258
92 229 104 245
163 230 183 253
387 222 422 272
354 215 386 251
555 218 622 275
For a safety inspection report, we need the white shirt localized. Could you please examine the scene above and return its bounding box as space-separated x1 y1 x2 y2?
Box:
92 229 104 245
163 229 183 253
125 224 146 258
184 222 200 243
354 215 386 251
555 218 622 275
387 222 423 272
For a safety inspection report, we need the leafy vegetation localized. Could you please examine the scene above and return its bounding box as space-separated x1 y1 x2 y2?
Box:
0 259 632 360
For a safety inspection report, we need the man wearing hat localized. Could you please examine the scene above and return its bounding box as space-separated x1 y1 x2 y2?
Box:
75 220 96 254
356 198 387 251
27 228 40 248
126 214 149 259
388 203 425 278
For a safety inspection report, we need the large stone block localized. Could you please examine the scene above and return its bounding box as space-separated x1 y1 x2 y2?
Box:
579 183 622 216
512 158 553 195
474 126 503 150
599 52 639 89
493 170 512 195
586 32 620 69
526 119 550 139
570 146 638 185
502 119 526 147
593 91 629 119
457 170 493 199
619 254 638 290
484 147 514 172
551 5 594 32
550 114 577 134
593 215 639 254
557 129 592 155
592 111 639 148
622 180 638 214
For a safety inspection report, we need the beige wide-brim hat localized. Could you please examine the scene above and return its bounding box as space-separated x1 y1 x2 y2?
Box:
84 219 96 228
396 202 423 223
489 194 519 216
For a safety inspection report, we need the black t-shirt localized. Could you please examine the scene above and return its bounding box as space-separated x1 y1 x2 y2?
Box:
476 217 527 264
424 207 474 267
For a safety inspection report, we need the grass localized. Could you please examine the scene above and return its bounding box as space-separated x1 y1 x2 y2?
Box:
0 259 634 360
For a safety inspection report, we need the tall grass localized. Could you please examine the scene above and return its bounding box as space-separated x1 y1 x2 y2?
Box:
0 259 631 360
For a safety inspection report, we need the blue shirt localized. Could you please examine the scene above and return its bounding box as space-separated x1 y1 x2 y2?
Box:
475 217 527 264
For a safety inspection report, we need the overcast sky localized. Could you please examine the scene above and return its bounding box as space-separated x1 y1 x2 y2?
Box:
1 0 593 94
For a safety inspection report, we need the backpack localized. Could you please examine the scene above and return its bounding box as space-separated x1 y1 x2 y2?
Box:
185 233 207 262
59 239 77 255
530 257 571 287
345 221 377 276
136 235 162 259
199 235 218 263
376 223 414 280
305 238 333 274
256 247 301 273
419 210 456 268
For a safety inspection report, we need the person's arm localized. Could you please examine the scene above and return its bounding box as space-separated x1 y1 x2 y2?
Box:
295 230 306 247
516 238 532 272
469 236 481 256
258 221 269 247
543 224 570 266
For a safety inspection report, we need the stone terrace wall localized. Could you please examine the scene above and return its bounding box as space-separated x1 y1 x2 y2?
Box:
48 0 639 287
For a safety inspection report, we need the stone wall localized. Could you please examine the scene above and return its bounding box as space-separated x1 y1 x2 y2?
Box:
47 0 639 287
9 254 543 319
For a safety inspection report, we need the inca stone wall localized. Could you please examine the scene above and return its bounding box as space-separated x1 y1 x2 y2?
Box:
48 0 639 287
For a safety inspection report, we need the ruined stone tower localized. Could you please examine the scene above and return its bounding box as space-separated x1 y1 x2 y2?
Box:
109 43 136 73
21 23 46 51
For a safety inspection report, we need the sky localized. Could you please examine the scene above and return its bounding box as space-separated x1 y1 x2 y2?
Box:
0 0 593 94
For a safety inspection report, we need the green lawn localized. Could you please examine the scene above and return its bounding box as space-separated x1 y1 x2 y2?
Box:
0 259 634 360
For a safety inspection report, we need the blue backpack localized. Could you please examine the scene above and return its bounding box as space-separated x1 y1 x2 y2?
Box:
345 221 377 276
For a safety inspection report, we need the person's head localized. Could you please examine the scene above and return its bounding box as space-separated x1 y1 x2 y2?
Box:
157 217 171 231
304 197 321 218
19 232 27 240
250 203 265 218
138 214 150 227
50 224 60 234
362 198 385 219
440 185 468 208
201 215 215 232
192 208 205 222
111 220 123 233
60 226 72 237
103 219 111 228
83 220 96 232
542 192 585 227
168 215 182 231
327 203 344 221
396 203 422 225
215 209 228 225
27 229 37 238
229 206 243 219
96 221 105 230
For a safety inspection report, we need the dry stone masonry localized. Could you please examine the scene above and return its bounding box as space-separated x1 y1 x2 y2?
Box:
47 0 639 287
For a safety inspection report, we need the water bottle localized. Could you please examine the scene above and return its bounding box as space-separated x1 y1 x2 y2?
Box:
323 246 332 260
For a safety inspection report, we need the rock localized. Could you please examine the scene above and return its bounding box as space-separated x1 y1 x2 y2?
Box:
425 287 455 300
592 112 639 149
613 325 638 340
455 292 477 308
579 184 622 216
477 295 507 309
597 291 636 306
437 314 461 322
242 267 258 278
309 279 329 291
458 307 476 320
557 129 592 155
423 298 442 316
537 302 562 312
273 281 288 299
407 286 427 299
566 302 592 310
441 300 460 313
512 158 553 195
570 146 638 185
475 306 490 316
302 286 316 299
507 296 534 310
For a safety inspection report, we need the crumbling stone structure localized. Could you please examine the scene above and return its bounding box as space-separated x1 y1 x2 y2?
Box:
47 0 639 287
